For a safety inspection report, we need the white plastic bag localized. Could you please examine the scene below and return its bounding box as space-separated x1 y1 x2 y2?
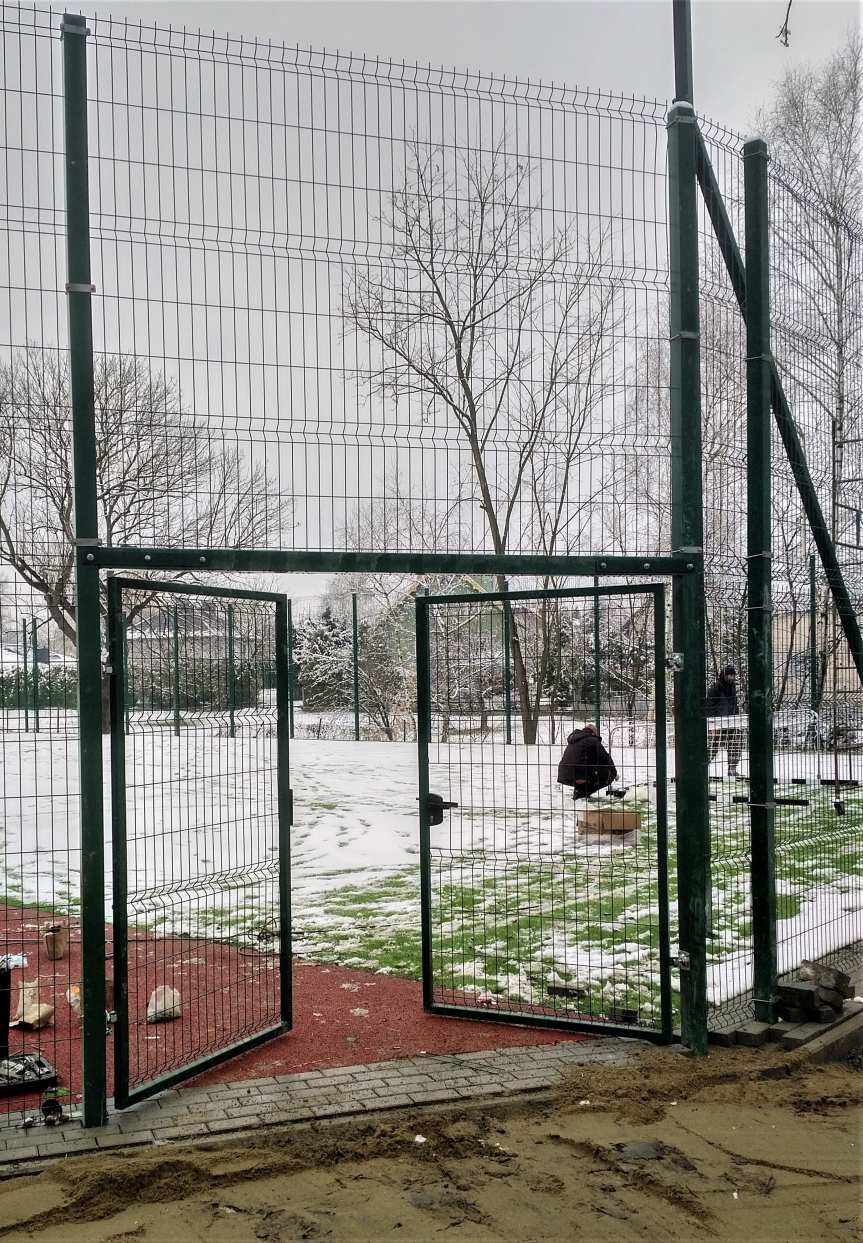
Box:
146 985 181 1023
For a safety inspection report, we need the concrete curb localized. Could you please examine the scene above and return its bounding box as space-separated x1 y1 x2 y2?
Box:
796 1009 863 1064
0 1037 643 1169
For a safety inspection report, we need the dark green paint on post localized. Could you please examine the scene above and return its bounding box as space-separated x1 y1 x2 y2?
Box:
744 137 777 1023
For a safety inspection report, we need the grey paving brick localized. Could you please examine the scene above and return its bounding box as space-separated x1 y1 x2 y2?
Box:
152 1123 210 1141
454 1085 502 1099
224 1103 277 1122
114 1113 166 1133
94 1131 155 1149
2 1144 40 1163
35 1135 96 1158
311 1101 363 1119
406 1088 461 1105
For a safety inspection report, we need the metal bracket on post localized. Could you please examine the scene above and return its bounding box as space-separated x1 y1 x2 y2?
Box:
65 283 96 293
60 17 90 35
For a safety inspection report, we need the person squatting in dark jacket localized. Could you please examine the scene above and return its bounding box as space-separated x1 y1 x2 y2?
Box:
706 664 743 777
557 724 618 799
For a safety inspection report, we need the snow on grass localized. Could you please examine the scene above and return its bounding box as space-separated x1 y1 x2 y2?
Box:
1 720 861 1024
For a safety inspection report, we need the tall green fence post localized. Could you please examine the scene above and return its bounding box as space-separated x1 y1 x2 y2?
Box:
351 593 360 740
227 603 236 738
274 599 293 1027
62 10 108 1126
415 596 434 1006
122 614 130 736
21 618 29 733
286 600 295 739
809 554 819 718
744 138 777 1023
501 579 512 744
592 576 602 733
667 0 711 1053
31 617 40 734
172 605 182 737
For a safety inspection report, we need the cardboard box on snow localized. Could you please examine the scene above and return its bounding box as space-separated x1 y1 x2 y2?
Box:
577 807 640 834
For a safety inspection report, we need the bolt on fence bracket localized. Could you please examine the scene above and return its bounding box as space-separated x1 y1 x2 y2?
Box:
65 283 96 293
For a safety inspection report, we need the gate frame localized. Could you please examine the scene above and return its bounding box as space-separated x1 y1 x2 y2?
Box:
60 1 713 1126
106 576 293 1110
415 581 674 1044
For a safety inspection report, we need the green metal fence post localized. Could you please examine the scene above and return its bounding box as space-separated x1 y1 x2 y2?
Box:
172 605 181 737
653 586 673 1041
809 554 819 717
31 617 40 734
667 1 710 1054
107 579 130 1109
593 576 602 733
286 600 295 739
274 599 293 1027
21 618 29 733
122 614 130 736
744 138 777 1024
415 596 434 1007
62 10 108 1127
227 604 236 738
501 578 512 744
351 593 360 740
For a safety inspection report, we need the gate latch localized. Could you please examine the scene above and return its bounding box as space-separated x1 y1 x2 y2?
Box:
421 793 459 826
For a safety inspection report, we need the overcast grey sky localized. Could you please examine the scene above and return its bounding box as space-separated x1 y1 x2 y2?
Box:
95 0 859 136
72 0 860 600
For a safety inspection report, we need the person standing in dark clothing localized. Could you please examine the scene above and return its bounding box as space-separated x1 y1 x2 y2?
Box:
706 664 743 776
557 723 618 799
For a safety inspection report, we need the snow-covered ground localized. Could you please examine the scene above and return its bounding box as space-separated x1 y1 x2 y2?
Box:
1 718 860 1021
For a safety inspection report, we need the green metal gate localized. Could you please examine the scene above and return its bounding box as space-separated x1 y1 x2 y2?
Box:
107 579 292 1108
416 584 673 1040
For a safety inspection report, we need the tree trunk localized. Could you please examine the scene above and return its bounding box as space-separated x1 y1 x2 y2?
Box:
496 573 537 744
101 670 111 734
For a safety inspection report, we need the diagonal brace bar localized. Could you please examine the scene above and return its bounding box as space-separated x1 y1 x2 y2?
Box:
694 132 863 689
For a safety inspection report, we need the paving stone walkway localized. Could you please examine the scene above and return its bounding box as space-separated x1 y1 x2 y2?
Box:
0 1037 648 1166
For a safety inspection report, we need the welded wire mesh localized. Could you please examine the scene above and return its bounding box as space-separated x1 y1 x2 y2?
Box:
0 579 81 1123
117 586 282 1100
288 590 418 743
423 590 671 1031
698 121 863 1026
1 6 677 563
1 3 861 1086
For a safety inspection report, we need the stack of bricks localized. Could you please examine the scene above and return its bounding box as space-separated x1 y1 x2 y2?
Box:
777 961 856 1025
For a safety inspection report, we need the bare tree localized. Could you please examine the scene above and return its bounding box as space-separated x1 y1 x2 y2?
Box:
346 141 617 742
760 33 863 703
0 348 291 723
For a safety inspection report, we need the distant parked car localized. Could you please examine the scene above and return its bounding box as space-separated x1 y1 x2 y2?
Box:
821 704 863 750
772 708 821 750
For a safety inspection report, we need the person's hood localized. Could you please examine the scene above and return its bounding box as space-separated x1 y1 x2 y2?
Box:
568 727 602 744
